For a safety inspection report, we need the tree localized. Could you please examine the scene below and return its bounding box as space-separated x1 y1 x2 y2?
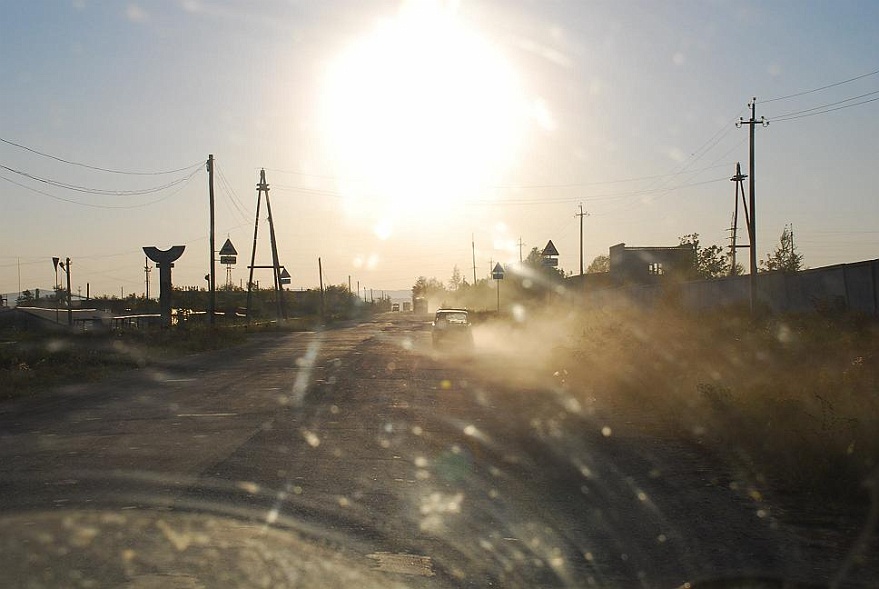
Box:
448 265 463 291
412 276 446 299
761 224 804 272
16 289 34 305
523 247 565 280
586 254 609 274
679 233 733 279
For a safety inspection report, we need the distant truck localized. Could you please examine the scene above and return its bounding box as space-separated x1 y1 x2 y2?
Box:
413 297 428 315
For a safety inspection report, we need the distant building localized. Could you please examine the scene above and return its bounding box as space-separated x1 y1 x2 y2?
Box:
609 243 695 284
568 242 695 290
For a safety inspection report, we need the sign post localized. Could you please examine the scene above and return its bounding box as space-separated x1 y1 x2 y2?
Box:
492 262 505 312
219 238 238 291
541 240 559 267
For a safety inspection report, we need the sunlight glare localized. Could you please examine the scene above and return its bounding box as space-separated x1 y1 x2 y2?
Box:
320 1 525 223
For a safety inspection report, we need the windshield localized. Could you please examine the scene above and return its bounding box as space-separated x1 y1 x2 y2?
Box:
1 1 878 587
437 312 468 323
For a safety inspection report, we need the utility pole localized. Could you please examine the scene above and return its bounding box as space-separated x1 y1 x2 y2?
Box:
318 257 325 321
737 98 768 314
576 204 589 275
263 170 286 320
246 172 263 320
471 234 477 285
729 162 749 277
517 238 525 264
207 154 216 325
245 169 286 321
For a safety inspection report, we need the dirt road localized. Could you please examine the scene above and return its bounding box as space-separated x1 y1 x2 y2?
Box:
0 315 872 587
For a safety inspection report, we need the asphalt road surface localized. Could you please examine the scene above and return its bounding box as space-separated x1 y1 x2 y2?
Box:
0 315 864 588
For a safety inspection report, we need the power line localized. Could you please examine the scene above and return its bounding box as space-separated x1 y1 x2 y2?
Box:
763 68 879 103
0 163 199 196
471 176 729 206
215 164 252 223
772 94 879 122
0 136 203 176
0 167 201 209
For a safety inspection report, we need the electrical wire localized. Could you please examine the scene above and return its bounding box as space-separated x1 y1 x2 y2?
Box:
772 88 879 118
0 167 201 209
0 136 204 176
215 164 253 223
762 68 879 103
470 175 729 206
771 94 879 122
0 163 199 196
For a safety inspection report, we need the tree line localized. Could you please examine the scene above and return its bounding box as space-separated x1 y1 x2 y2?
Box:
412 225 805 308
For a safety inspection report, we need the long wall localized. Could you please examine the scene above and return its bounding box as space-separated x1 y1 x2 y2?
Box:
579 259 879 315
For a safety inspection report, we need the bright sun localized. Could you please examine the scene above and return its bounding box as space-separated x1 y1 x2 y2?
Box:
319 1 525 230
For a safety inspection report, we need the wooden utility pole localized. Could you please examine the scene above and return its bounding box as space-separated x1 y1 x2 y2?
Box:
246 169 286 320
729 162 749 277
263 170 285 319
207 154 216 324
737 99 768 314
318 257 325 320
245 175 263 319
576 204 589 275
471 234 477 285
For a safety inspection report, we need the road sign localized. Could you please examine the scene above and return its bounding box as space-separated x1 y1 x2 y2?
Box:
542 240 559 256
279 267 291 285
219 239 237 265
541 257 559 267
491 263 505 280
219 239 238 256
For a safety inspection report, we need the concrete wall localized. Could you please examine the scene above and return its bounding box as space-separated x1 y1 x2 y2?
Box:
575 259 879 316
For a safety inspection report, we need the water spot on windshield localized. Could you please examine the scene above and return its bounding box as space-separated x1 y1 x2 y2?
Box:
301 429 321 448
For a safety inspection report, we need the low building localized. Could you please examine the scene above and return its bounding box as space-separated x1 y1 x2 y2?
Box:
568 242 696 291
608 243 695 285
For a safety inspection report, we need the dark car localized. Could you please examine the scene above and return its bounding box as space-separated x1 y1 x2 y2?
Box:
431 308 473 348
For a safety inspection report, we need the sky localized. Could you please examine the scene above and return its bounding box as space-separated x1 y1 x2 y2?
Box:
1 0 878 299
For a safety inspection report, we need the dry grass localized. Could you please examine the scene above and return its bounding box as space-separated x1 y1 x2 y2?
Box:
545 303 879 504
0 325 249 399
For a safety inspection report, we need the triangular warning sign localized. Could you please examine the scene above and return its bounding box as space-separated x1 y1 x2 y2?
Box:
279 268 291 279
219 238 237 256
542 240 559 256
